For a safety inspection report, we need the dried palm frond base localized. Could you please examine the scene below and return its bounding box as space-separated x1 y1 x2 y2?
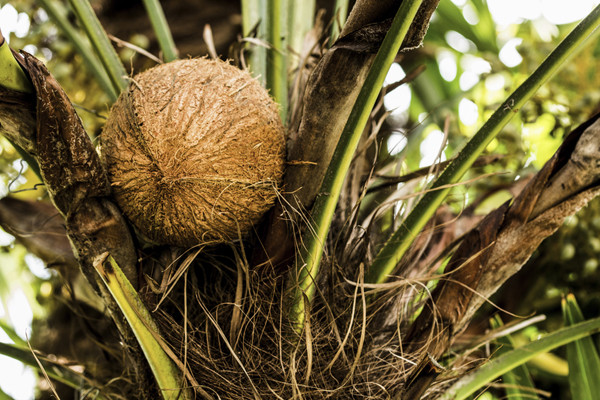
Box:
138 244 449 399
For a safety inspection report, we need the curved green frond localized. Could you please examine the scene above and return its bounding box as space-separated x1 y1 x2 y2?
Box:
440 317 600 400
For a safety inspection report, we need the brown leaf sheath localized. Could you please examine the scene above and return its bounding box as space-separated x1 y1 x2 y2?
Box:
17 51 137 285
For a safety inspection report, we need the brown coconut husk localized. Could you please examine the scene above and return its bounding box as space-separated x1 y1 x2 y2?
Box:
101 58 285 247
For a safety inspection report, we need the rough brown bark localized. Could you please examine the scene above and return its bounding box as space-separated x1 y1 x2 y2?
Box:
17 51 138 284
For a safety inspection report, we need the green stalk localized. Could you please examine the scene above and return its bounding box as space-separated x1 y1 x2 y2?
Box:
562 294 600 400
38 0 118 101
241 0 267 84
241 0 258 38
0 319 27 348
266 0 288 119
141 0 178 62
0 342 106 398
288 0 425 328
490 316 539 400
366 4 600 284
288 0 315 71
68 0 128 93
94 255 188 400
0 35 32 93
439 317 600 400
331 0 349 42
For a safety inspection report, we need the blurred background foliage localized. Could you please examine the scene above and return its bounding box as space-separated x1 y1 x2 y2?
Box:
0 0 599 398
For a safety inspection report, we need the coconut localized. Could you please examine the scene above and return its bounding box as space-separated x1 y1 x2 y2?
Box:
101 58 285 247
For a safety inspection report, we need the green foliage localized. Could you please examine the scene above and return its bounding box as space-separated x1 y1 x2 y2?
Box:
266 0 288 119
243 0 316 119
428 0 498 54
562 294 600 400
490 316 539 400
367 4 600 284
451 295 600 400
0 342 106 398
440 317 600 400
9 1 113 136
330 0 349 41
37 0 117 101
141 0 178 62
67 0 128 93
241 0 267 83
95 256 188 400
0 39 32 92
0 242 56 398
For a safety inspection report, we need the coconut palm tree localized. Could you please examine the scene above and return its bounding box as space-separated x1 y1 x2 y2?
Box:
1 1 600 399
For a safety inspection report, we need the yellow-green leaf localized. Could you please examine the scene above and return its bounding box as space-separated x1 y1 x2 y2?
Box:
562 294 600 400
